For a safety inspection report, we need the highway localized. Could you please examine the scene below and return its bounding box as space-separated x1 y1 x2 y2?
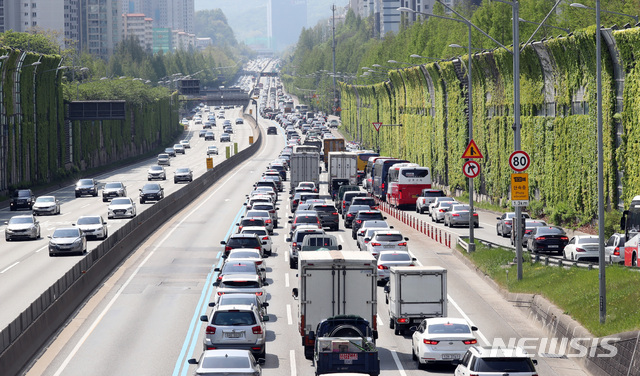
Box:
23 93 588 375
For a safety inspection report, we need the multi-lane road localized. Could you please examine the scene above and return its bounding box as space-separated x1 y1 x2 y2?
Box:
20 90 588 375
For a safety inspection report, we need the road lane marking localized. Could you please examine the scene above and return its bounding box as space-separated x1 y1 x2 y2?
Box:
1 262 19 274
287 304 293 325
289 350 297 376
81 204 91 208
35 246 47 253
377 315 384 327
390 350 407 376
338 235 344 243
285 272 289 287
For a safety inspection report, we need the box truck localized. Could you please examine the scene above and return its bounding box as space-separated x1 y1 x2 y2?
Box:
328 151 358 198
289 151 320 190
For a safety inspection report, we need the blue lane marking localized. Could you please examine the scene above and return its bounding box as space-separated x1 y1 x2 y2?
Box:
173 201 248 375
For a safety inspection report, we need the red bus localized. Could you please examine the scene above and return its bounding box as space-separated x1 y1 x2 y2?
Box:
386 163 432 207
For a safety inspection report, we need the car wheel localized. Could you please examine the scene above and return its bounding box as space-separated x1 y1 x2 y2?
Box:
394 327 401 336
140 199 145 204
75 193 80 198
147 178 151 181
108 216 113 219
632 253 637 267
163 176 166 180
474 222 479 228
174 180 178 184
389 319 394 329
103 230 108 239
93 191 98 197
497 226 501 236
412 346 418 361
289 258 296 269
564 250 568 259
57 207 61 215
6 235 10 241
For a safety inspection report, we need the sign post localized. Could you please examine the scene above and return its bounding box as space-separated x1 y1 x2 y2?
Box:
509 150 530 282
461 139 483 252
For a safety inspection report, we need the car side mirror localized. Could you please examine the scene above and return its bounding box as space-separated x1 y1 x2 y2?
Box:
286 237 291 242
199 315 208 322
262 302 269 307
208 302 215 307
496 217 501 220
338 245 342 250
262 241 267 245
532 359 538 365
384 216 387 219
288 220 292 224
214 268 220 272
471 325 478 331
404 237 409 241
139 188 142 191
187 358 198 365
47 235 52 239
409 326 417 332
72 223 77 226
390 226 394 229
257 358 266 365
451 359 461 365
260 267 266 272
364 238 370 242
292 288 298 298
412 257 417 261
220 241 226 245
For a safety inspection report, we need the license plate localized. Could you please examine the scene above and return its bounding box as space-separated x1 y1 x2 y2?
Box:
383 245 395 248
224 331 245 338
442 354 459 359
339 353 358 361
412 194 418 198
548 245 559 248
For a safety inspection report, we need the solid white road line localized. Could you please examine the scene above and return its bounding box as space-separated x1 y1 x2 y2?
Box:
289 350 297 376
1 262 19 274
285 273 290 288
287 304 293 325
35 246 47 253
390 350 408 376
338 235 344 243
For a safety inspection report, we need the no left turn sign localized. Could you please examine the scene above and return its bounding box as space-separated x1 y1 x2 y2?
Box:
509 150 530 172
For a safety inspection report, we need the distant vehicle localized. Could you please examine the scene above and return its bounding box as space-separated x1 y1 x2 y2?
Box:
386 164 431 208
32 196 61 215
204 131 215 141
605 233 625 264
206 145 219 155
174 167 193 183
527 226 569 254
180 139 191 148
157 153 171 166
164 147 176 157
48 227 87 256
415 189 446 214
236 117 244 124
75 178 98 198
173 144 185 154
10 189 35 210
496 212 531 237
267 126 278 135
199 129 207 137
220 133 231 142
102 182 127 202
329 119 339 128
74 215 108 240
139 183 164 204
107 197 137 219
563 235 600 262
147 165 167 181
5 214 40 241
443 204 478 228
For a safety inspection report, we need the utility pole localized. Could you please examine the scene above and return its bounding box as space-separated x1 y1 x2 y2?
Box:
331 4 337 115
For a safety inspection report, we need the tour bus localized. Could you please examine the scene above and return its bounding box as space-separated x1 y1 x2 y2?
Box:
372 158 409 201
386 164 432 207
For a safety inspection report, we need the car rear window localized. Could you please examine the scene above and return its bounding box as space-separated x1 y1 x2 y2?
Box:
358 212 384 221
211 311 257 326
313 205 335 213
375 234 403 242
428 323 471 334
242 219 265 227
422 190 445 197
473 358 535 372
228 238 260 247
219 280 260 288
536 227 566 236
379 253 411 261
296 216 319 224
352 198 376 206
295 231 323 242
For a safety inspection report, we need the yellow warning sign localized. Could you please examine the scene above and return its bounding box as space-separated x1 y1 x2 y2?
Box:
206 157 213 170
511 173 529 201
461 139 483 159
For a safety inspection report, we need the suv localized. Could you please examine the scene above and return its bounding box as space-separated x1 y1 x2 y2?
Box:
75 178 98 197
286 226 325 269
311 203 340 231
341 190 367 215
10 189 35 211
102 182 127 202
221 233 267 257
267 126 278 135
199 304 268 358
352 210 385 239
300 234 342 252
454 346 538 375
139 183 164 204
496 212 531 237
415 189 446 214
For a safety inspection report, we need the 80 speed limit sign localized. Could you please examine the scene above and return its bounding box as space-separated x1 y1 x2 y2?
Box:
509 150 530 172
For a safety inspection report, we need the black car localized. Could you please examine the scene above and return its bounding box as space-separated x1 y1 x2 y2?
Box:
343 204 372 229
267 126 278 135
311 203 340 231
139 183 164 204
352 210 386 239
10 189 35 211
527 226 569 254
75 178 98 197
220 233 267 257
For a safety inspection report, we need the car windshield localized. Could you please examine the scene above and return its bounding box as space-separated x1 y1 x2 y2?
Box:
243 230 267 236
77 179 93 186
201 355 250 369
348 205 371 213
353 198 376 205
104 183 122 189
77 216 101 225
149 166 162 171
53 229 81 238
474 358 535 372
379 253 411 262
452 205 470 211
375 234 403 242
428 323 471 334
16 190 32 197
252 205 273 211
158 154 169 158
9 216 34 224
242 219 265 226
296 216 318 224
358 212 384 221
36 197 55 203
246 211 269 218
423 190 445 197
111 198 131 205
143 184 160 190
219 296 257 307
220 280 260 288
537 227 566 235
176 168 190 173
212 311 256 326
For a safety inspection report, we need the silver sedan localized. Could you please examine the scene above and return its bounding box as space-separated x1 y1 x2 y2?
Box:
443 204 479 228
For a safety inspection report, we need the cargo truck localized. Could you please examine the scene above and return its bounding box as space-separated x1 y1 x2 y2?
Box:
384 266 447 335
328 151 358 198
323 138 346 168
292 251 378 359
289 151 320 191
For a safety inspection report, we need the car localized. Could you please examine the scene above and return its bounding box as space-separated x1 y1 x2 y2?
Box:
101 182 127 202
246 195 275 210
74 215 108 240
290 191 319 213
428 196 456 217
158 153 171 166
329 119 339 128
236 117 244 124
296 181 317 193
173 167 193 183
32 196 61 215
188 349 264 376
180 139 191 148
454 345 538 375
352 210 386 239
356 220 392 247
415 189 446 214
220 133 231 142
10 189 35 210
206 145 219 155
341 191 367 216
221 233 267 257
243 210 274 234
605 233 625 264
288 210 322 234
224 126 234 134
75 178 98 197
350 196 377 210
253 185 278 203
203 120 215 129
512 219 547 247
237 217 267 233
164 147 176 157
496 212 531 237
181 117 189 124
211 293 269 318
286 226 325 268
199 303 268 358
223 119 232 127
48 227 87 256
5 214 40 241
250 202 279 227
240 226 273 255
431 201 455 223
376 251 416 285
527 226 569 254
311 203 340 231
173 144 185 154
205 131 215 141
215 274 269 299
443 204 479 228
224 249 267 281
139 183 164 204
107 197 137 219
199 129 207 137
563 235 601 262
267 126 278 135
147 165 167 180
262 173 283 192
343 204 372 229
411 317 478 367
299 234 342 252
365 230 408 258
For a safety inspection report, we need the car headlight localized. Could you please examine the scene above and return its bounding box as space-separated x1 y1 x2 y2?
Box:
73 238 83 246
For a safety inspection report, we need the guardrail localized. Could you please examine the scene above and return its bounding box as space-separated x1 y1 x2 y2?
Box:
0 115 263 375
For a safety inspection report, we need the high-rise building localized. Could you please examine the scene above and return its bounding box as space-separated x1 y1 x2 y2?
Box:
268 0 307 52
80 0 121 58
122 13 153 51
122 0 193 34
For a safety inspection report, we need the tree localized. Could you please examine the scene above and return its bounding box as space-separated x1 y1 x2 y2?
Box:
0 30 60 55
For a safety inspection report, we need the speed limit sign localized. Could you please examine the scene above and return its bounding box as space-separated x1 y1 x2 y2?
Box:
509 151 530 172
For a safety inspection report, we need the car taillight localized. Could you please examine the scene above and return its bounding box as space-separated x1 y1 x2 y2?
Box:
561 236 569 241
463 339 478 345
525 230 532 234
398 242 407 246
377 265 388 270
255 260 263 265
206 326 216 334
342 202 346 208
576 247 586 252
217 275 223 280
381 183 385 190
423 339 439 345
332 212 338 215
252 325 263 334
265 219 272 223
614 247 620 256
452 213 460 217
536 237 546 241
255 291 263 296
396 318 408 323
356 220 362 224
347 213 353 217
505 220 512 225
225 246 232 251
439 209 446 212
255 246 261 251
472 213 478 216
262 236 269 240
293 242 297 248
371 242 381 246
270 210 275 214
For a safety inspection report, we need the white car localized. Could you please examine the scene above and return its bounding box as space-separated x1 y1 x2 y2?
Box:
605 233 625 264
180 139 191 148
431 201 455 223
147 165 167 181
376 251 415 285
157 153 170 166
32 195 61 215
224 249 267 282
365 230 408 258
411 317 478 367
454 346 538 375
173 144 185 154
429 197 456 218
74 215 108 240
107 197 137 219
240 226 273 255
563 235 600 261
355 220 392 249
207 145 219 155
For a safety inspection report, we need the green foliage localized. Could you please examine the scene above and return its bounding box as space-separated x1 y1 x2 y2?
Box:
0 30 60 55
605 209 623 238
195 9 239 47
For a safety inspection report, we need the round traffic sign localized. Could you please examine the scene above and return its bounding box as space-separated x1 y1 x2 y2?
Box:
463 160 480 179
509 150 530 172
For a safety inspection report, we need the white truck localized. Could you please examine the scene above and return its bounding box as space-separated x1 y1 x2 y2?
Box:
293 251 378 359
290 151 320 190
384 266 447 335
328 151 358 197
